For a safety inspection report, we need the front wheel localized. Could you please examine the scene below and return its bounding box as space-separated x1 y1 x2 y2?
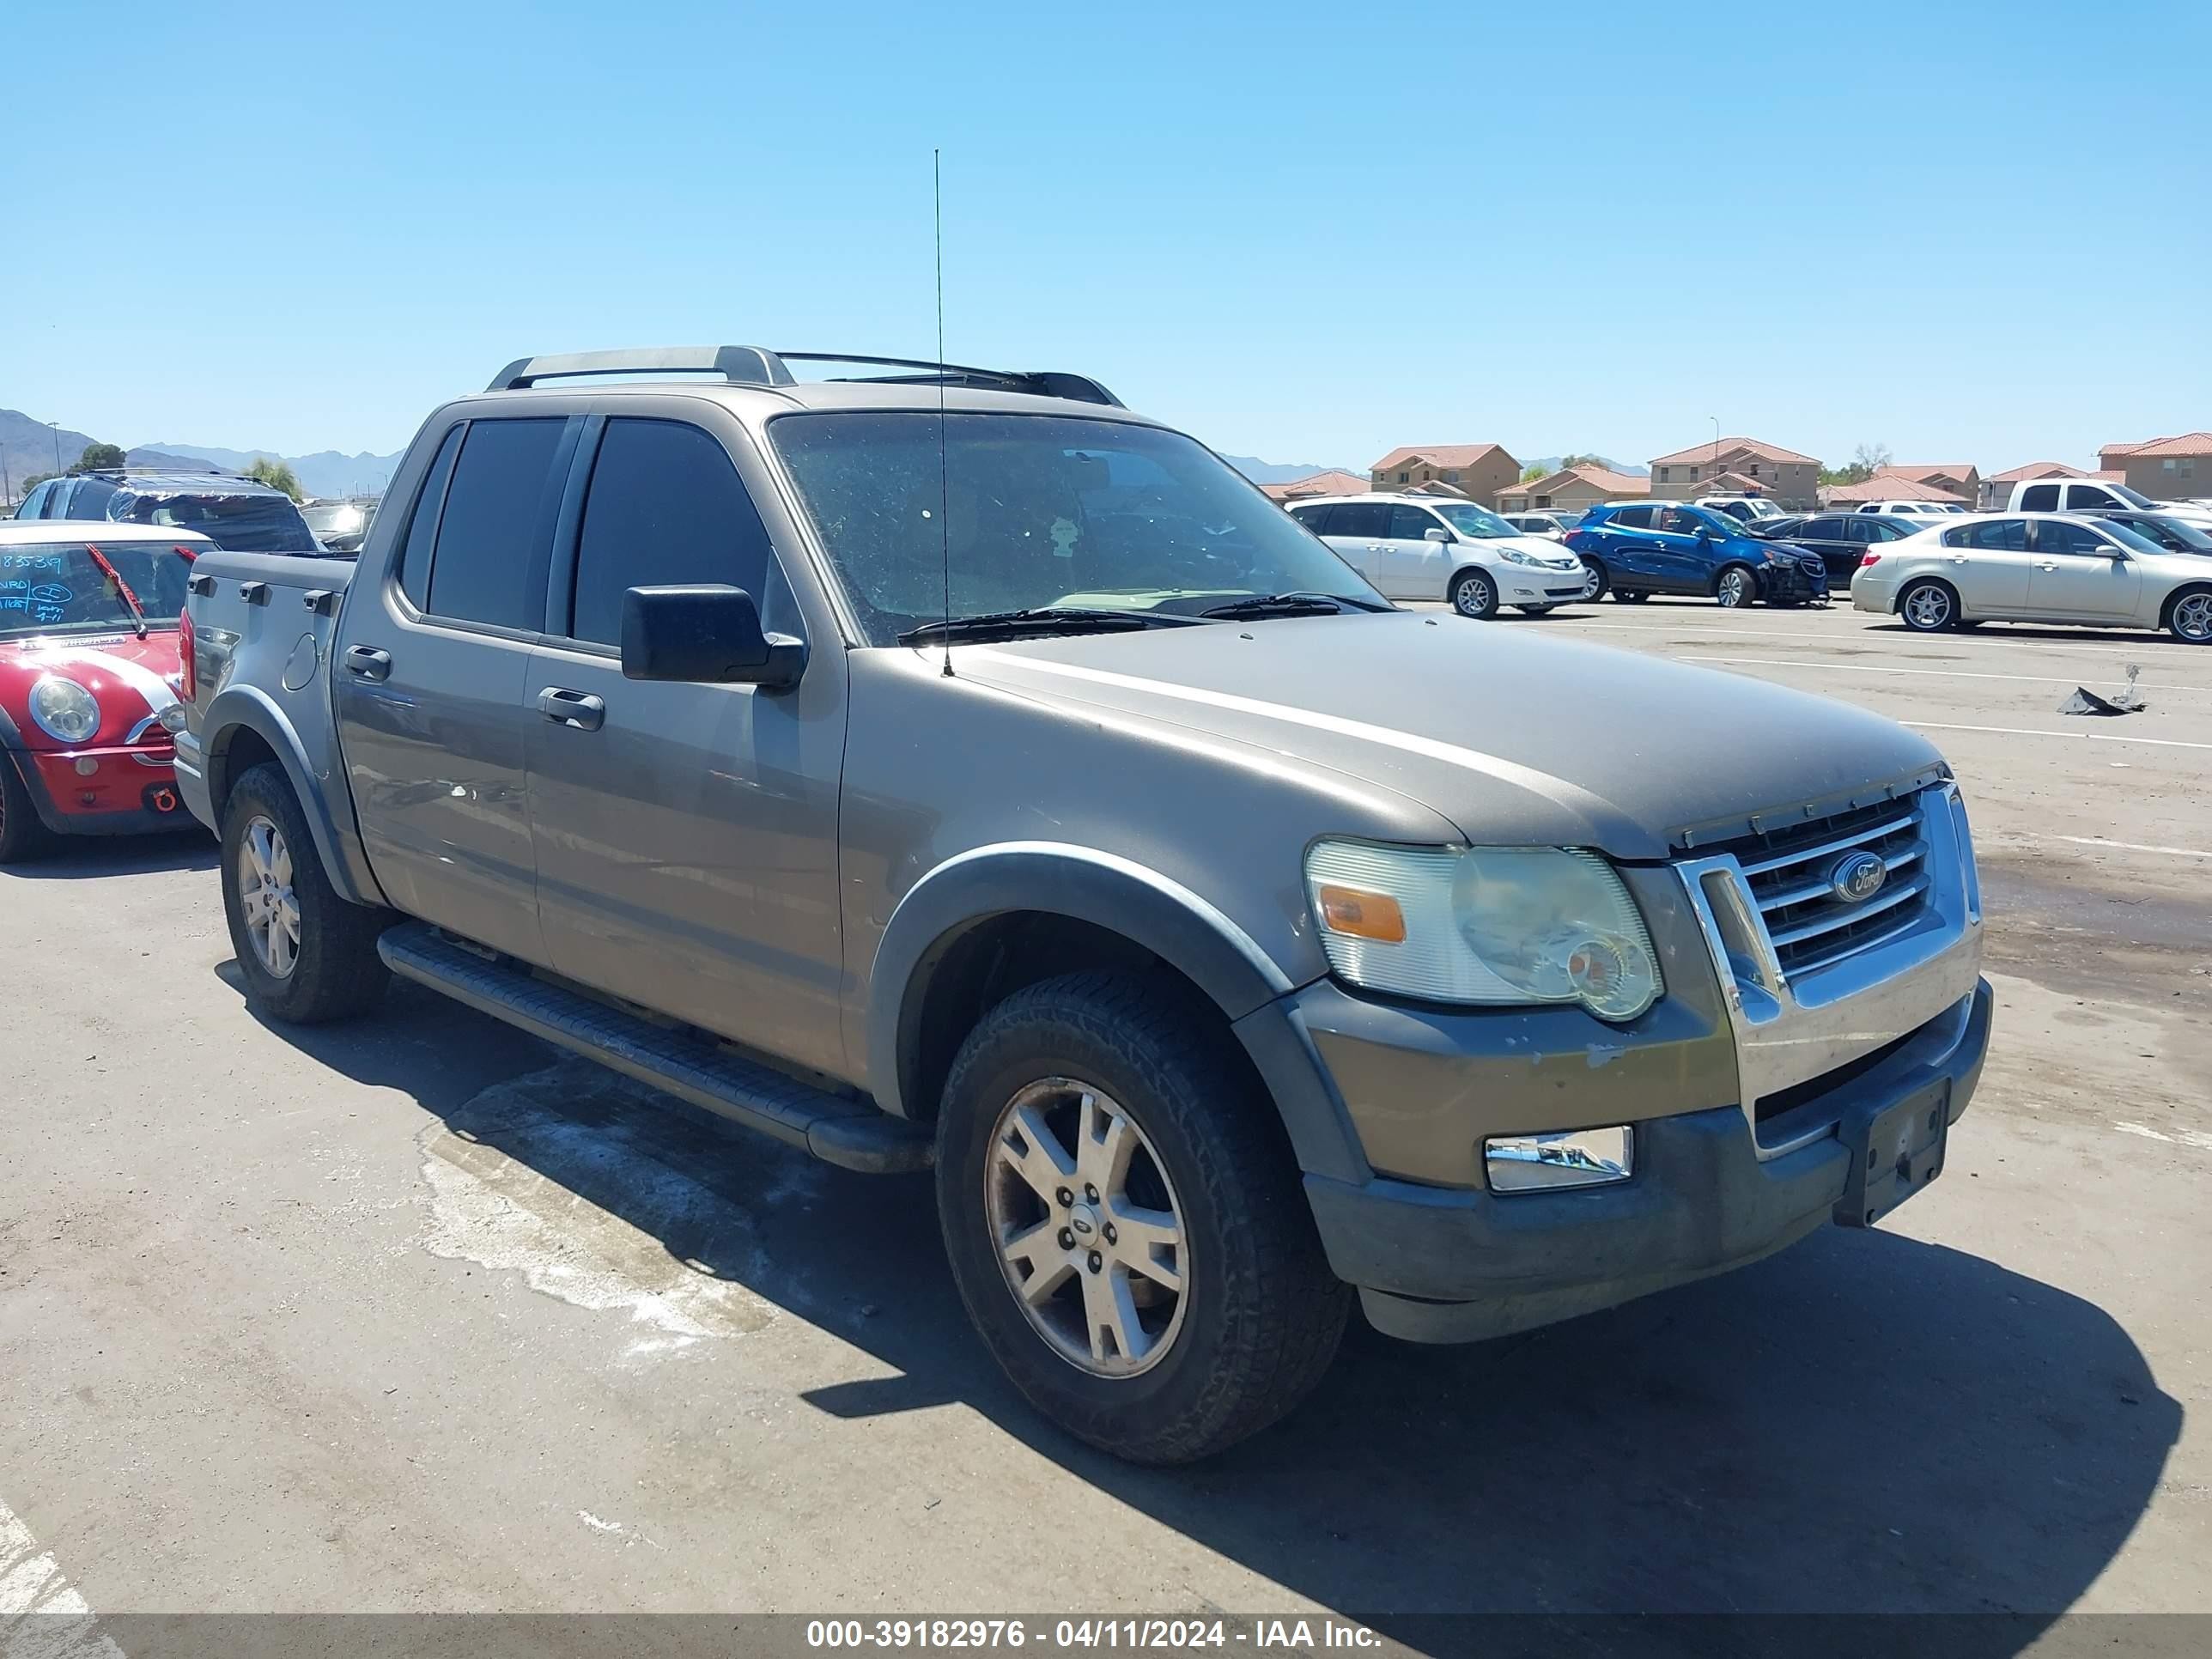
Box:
934 972 1348 1464
2169 588 2212 644
1449 568 1498 620
1899 579 1958 633
1577 559 1609 602
1613 588 1650 604
1715 565 1758 608
220 763 392 1023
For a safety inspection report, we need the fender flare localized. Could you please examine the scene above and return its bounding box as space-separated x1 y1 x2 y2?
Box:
203 684 386 908
868 842 1369 1182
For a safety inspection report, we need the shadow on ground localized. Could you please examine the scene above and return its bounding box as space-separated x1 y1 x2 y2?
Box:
236 972 2181 1641
6 828 216 879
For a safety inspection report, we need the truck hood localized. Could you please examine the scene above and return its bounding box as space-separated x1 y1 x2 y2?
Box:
0 631 184 749
959 613 1946 860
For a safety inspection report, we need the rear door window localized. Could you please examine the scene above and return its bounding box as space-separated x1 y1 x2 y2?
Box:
1288 505 1328 530
1326 501 1391 539
2019 484 2061 512
1607 506 1655 530
2065 484 2122 511
1965 519 2028 551
425 419 568 629
567 419 775 647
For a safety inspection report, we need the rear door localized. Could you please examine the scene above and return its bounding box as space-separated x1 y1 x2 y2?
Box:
1594 504 1662 583
1316 501 1393 591
333 414 577 963
521 411 848 1075
2027 519 2142 620
1941 518 2033 612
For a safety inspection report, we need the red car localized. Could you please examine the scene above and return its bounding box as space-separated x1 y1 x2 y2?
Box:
0 521 213 861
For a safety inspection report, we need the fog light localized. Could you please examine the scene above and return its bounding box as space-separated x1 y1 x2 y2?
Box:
1485 1126 1635 1193
158 704 189 734
75 757 100 777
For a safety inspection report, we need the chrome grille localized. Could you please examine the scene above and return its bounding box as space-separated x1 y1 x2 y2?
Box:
1709 795 1931 977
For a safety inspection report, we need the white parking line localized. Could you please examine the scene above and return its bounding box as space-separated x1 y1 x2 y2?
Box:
2050 835 2212 860
1674 653 2212 695
1902 720 2212 752
0 1498 124 1656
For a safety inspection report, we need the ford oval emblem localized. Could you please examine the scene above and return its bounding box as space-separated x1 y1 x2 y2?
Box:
1830 850 1887 903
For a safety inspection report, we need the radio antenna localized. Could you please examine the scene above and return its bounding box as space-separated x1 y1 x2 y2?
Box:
934 148 953 678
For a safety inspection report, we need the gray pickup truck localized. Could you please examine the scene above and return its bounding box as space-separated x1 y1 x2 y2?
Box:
175 345 1990 1463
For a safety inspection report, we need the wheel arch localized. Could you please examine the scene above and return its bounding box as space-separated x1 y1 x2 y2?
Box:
203 686 386 907
869 843 1366 1181
1896 574 1961 621
2160 580 2212 637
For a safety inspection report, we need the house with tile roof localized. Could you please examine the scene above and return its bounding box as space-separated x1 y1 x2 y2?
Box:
1258 469 1370 504
1881 464 1980 503
1647 436 1820 508
1368 442 1522 507
1825 473 1969 507
2099 433 2212 500
1495 464 1650 518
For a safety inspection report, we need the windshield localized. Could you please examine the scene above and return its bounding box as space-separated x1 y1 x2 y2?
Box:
1432 501 1519 539
2144 517 2212 551
112 489 319 553
2111 485 2156 508
0 540 199 637
2099 520 2170 558
769 412 1382 644
302 502 370 538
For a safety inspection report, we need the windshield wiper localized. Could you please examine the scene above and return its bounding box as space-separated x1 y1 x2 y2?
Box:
897 606 1187 646
1197 591 1386 619
80 543 149 639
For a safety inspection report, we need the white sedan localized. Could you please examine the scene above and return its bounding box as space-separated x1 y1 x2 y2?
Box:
1851 512 2212 643
1289 495 1594 618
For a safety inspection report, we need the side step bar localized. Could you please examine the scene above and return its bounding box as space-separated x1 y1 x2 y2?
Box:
377 924 932 1174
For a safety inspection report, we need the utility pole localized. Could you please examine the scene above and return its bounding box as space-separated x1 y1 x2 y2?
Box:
1711 416 1720 487
52 422 64 471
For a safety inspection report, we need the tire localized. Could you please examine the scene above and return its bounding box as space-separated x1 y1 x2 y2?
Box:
2167 586 2212 645
219 763 391 1023
1714 565 1758 609
0 754 56 865
1449 568 1498 620
1577 558 1609 602
1898 579 1959 633
1613 588 1650 604
1514 605 1553 616
934 971 1349 1465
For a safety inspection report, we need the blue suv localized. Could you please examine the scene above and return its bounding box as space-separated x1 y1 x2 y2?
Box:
1565 501 1827 607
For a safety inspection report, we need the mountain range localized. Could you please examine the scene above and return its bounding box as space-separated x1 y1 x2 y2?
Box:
0 409 403 503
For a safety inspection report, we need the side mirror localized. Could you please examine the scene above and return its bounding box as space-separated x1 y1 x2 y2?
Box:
1424 526 1453 544
620 584 805 689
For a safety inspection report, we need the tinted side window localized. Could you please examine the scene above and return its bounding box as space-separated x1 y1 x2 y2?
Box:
2039 520 2106 556
1841 517 1877 543
1328 502 1391 538
1609 506 1654 529
1967 519 2028 551
2065 484 2119 510
2020 484 2061 512
1388 505 1442 541
396 424 465 612
1288 504 1327 529
569 420 774 646
426 419 566 629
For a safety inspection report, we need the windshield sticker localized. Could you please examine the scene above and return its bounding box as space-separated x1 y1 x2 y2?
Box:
1050 517 1080 559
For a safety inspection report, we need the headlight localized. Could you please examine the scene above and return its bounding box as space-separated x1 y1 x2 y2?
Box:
28 677 101 744
1305 841 1662 1021
1499 548 1540 566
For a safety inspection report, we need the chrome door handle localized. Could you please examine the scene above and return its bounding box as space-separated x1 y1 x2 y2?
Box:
537 687 606 731
343 645 392 680
1948 556 1968 564
2035 562 2059 571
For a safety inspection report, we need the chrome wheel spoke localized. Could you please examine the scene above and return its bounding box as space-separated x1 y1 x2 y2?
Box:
995 1103 1077 1207
1084 1264 1147 1365
1001 1221 1077 1306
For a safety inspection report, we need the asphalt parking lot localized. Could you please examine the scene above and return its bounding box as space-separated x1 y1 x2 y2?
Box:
3 599 2207 1642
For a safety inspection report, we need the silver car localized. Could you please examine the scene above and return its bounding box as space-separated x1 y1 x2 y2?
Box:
1852 512 2212 641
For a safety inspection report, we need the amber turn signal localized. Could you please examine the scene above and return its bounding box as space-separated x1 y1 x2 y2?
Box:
1315 884 1407 944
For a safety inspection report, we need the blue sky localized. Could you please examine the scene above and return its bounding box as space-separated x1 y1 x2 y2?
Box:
9 0 2207 474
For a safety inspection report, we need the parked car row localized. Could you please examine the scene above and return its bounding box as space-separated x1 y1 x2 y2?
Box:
1285 495 1592 617
14 468 322 553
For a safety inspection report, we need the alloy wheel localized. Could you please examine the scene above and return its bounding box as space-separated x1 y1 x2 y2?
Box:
2174 592 2212 642
1578 562 1603 600
987 1078 1188 1377
238 814 301 979
1905 585 1952 629
1717 568 1753 607
1453 574 1494 617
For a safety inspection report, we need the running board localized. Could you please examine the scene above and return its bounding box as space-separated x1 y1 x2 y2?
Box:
377 924 931 1174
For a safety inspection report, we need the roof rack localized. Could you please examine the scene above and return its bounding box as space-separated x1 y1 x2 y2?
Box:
484 346 1122 407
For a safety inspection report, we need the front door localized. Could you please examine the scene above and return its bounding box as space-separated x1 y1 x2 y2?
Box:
522 415 848 1078
1650 506 1717 593
334 415 575 963
2027 520 2142 620
1381 503 1450 598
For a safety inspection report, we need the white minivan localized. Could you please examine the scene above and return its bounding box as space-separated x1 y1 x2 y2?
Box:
1288 493 1594 617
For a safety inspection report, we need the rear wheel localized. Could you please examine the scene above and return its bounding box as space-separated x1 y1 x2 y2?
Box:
2169 587 2212 644
1449 568 1498 620
0 755 56 865
1514 605 1554 616
934 972 1348 1464
1899 579 1958 633
1714 565 1758 608
1613 588 1650 604
220 763 391 1023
